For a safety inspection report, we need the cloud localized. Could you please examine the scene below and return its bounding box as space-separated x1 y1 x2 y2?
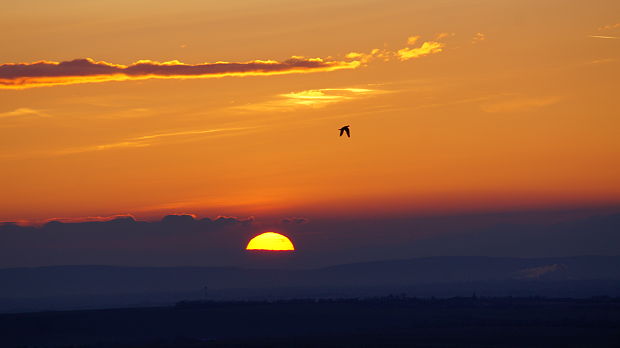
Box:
54 126 255 155
514 264 566 279
38 214 253 228
0 214 257 268
0 108 48 119
134 127 253 141
397 41 445 60
0 57 360 89
235 87 381 111
407 35 421 45
349 36 447 63
159 214 254 226
434 32 455 40
481 96 562 113
46 214 137 224
589 35 619 40
346 48 393 63
282 217 309 224
213 215 255 226
589 58 617 65
598 22 620 31
0 126 259 159
589 58 616 65
472 32 486 44
279 88 377 106
2 211 620 269
0 35 448 90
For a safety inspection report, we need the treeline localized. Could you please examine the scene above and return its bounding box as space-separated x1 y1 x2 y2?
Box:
175 294 620 309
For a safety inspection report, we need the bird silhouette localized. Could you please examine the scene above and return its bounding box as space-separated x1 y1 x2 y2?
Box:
339 125 350 138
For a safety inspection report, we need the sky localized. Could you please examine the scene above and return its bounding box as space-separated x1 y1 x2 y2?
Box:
1 1 620 267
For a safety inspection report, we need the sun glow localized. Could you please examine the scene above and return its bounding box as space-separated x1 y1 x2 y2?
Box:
246 232 295 251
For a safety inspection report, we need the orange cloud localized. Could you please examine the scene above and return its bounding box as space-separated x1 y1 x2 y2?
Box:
348 36 447 63
407 35 421 45
598 22 620 31
481 96 562 113
397 41 445 60
1 35 449 90
472 32 486 44
0 108 49 119
434 32 455 40
0 57 360 89
589 35 619 40
234 87 381 112
46 214 136 225
279 87 378 106
54 126 255 156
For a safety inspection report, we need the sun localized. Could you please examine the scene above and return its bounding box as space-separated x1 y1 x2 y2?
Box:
246 232 295 251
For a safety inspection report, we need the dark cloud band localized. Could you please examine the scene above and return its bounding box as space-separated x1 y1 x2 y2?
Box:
0 57 360 89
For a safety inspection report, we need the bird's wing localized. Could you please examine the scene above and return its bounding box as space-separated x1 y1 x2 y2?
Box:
345 128 350 137
339 129 344 136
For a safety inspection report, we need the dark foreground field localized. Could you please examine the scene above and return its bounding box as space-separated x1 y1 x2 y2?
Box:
3 297 620 348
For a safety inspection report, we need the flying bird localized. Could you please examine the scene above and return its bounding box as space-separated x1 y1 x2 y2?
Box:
339 125 350 138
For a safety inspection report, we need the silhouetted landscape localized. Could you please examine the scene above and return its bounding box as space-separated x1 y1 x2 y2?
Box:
3 0 620 346
1 255 620 313
2 296 620 347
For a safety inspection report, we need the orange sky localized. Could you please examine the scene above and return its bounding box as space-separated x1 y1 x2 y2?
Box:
1 0 619 222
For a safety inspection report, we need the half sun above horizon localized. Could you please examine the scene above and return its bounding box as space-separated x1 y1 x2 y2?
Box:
246 232 295 251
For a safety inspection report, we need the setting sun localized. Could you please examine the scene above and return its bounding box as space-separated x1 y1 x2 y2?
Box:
246 232 295 251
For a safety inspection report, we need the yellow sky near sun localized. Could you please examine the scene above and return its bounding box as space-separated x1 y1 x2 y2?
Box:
1 0 619 222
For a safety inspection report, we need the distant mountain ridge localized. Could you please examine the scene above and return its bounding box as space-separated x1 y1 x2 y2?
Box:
2 255 620 297
1 256 620 312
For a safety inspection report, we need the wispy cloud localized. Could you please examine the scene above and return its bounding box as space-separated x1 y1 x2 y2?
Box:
281 88 377 106
472 32 486 44
397 41 445 60
134 128 251 141
407 35 421 45
589 58 616 65
598 22 620 31
481 96 562 113
55 126 255 155
434 32 455 40
45 214 137 225
0 35 449 90
0 57 360 90
589 35 619 40
0 108 49 119
235 87 381 111
346 36 447 63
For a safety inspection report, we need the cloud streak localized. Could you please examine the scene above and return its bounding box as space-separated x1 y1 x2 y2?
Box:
346 36 446 63
0 35 448 90
55 126 255 155
397 41 445 60
481 96 562 113
0 108 49 119
234 87 381 112
0 57 360 89
472 32 486 44
589 35 619 40
598 22 620 31
279 88 378 106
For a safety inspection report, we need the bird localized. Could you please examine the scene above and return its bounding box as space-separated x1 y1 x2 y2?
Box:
339 125 350 138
